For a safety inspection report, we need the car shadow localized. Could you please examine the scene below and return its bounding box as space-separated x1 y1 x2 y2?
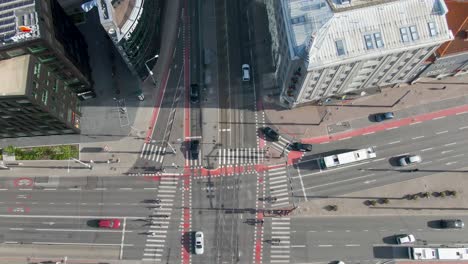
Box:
388 156 404 167
427 220 442 229
87 219 100 228
181 231 193 254
383 235 401 244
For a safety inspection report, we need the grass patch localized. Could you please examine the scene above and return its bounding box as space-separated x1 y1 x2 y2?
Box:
2 145 79 160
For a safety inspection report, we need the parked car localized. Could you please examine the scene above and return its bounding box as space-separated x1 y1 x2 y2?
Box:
288 142 312 152
242 64 250 82
194 231 204 255
373 112 394 122
98 219 121 229
262 127 279 141
396 234 416 244
189 140 200 160
440 219 464 229
190 84 200 102
398 155 422 166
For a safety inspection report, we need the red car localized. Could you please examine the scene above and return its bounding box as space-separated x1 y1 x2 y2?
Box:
98 219 121 229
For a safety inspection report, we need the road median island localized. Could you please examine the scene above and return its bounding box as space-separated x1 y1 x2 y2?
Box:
291 167 468 218
1 144 79 160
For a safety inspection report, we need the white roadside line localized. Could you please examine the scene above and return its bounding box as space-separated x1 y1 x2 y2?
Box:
385 127 398 130
456 111 468 115
409 121 421 125
32 242 133 246
362 132 375 136
433 116 446 120
296 166 307 202
35 228 131 233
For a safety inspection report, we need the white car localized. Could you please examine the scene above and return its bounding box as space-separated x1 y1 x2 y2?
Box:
242 64 250 81
398 155 422 166
396 234 416 244
194 231 204 255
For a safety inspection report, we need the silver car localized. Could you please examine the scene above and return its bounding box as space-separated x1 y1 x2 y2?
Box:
398 155 422 166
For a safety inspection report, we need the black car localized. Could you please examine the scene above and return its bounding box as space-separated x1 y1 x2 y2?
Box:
262 127 279 141
190 84 200 103
372 112 394 122
288 142 312 152
189 140 200 160
440 219 464 229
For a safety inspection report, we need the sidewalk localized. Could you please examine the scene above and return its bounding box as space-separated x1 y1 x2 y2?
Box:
263 75 468 141
291 167 468 218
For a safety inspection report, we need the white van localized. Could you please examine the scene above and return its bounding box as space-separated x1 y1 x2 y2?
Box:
242 64 250 82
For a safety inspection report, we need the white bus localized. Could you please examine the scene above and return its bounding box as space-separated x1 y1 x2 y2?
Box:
409 247 468 260
319 147 376 169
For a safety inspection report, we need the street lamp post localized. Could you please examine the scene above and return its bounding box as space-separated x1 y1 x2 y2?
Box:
145 54 159 85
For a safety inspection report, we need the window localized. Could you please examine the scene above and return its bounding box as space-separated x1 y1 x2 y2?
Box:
364 34 374 49
33 63 41 78
335 40 346 56
400 27 410 42
374 32 384 48
428 22 437 36
409 26 419 40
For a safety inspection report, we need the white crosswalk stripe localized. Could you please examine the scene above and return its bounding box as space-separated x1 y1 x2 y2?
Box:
140 143 166 163
268 217 291 263
218 148 264 165
267 167 294 209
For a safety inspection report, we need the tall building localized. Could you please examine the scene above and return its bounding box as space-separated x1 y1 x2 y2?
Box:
96 0 162 80
0 55 80 138
0 0 94 101
266 0 453 108
419 0 468 79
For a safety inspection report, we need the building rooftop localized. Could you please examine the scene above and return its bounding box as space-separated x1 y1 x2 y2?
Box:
97 0 143 42
435 0 468 57
0 0 40 47
0 55 30 96
282 0 453 70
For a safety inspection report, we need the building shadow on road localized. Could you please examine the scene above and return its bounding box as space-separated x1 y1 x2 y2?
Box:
364 168 468 173
371 206 468 211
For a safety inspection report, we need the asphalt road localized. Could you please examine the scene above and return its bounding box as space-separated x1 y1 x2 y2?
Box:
290 112 468 200
0 175 183 261
289 215 468 263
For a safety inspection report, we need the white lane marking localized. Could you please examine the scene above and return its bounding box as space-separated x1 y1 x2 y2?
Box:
362 132 375 136
412 136 424 140
452 154 465 158
304 174 375 190
10 228 23 231
290 245 306 248
441 150 453 154
446 162 457 166
119 188 132 190
346 244 360 247
459 126 468 130
43 188 56 191
444 142 457 147
420 161 432 165
318 245 333 247
94 188 107 191
119 218 127 260
68 188 81 191
385 127 398 130
421 148 433 152
364 179 376 184
338 137 351 141
410 121 422 125
433 116 446 120
436 130 449 134
143 188 158 190
388 141 400 145
36 228 130 233
0 215 142 219
373 158 385 162
33 242 133 246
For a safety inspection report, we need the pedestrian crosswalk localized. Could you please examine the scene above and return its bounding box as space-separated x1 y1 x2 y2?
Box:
269 137 292 153
140 143 166 163
185 151 202 168
267 166 292 208
218 148 264 165
269 217 291 263
142 177 178 262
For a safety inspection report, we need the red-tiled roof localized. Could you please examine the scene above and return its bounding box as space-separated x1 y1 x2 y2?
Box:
436 0 468 57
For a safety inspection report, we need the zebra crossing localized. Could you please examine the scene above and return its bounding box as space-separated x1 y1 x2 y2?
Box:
140 143 166 163
218 148 264 165
269 217 291 263
185 150 202 168
142 178 178 262
267 166 292 208
269 137 292 153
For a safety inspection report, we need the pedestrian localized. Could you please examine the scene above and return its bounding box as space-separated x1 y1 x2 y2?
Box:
441 86 447 90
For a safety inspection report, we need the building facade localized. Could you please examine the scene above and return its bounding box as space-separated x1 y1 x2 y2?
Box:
0 0 94 100
266 0 453 108
0 55 80 138
418 0 468 79
96 0 162 80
